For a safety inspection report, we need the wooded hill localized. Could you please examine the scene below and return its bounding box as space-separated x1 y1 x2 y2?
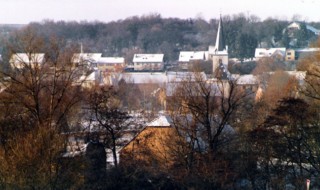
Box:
1 13 319 63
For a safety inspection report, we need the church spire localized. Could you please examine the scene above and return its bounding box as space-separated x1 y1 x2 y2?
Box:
215 15 226 52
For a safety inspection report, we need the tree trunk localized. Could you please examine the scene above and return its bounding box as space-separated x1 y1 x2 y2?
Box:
111 131 118 167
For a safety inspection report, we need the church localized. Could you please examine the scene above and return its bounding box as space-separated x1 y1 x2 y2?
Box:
208 15 229 79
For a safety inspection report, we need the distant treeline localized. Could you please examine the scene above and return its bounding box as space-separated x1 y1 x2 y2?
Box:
1 13 319 63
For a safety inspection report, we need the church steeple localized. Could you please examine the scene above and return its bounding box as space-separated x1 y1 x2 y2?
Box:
209 15 229 77
215 15 226 52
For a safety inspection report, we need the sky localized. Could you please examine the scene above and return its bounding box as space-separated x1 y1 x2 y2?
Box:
0 0 319 24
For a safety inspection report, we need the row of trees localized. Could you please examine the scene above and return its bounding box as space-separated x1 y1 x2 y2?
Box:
1 13 319 65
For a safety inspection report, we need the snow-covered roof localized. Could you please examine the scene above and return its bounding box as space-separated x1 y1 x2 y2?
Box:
233 74 258 85
295 48 320 52
113 71 207 85
178 51 208 62
10 53 45 64
287 22 301 30
133 54 164 63
166 71 207 82
77 70 100 84
273 49 286 57
72 53 102 63
286 71 306 82
306 25 320 35
208 45 228 55
98 57 125 64
255 48 286 58
118 72 167 84
166 78 227 97
147 115 172 127
288 22 320 35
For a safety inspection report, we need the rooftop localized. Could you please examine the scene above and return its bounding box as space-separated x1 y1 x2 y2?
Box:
178 51 207 62
98 57 125 64
133 54 164 63
10 53 45 64
72 53 102 63
147 115 172 127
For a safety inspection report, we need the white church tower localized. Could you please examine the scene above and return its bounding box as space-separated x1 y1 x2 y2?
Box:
208 15 228 77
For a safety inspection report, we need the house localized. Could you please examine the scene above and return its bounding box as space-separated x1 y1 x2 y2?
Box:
286 71 306 86
254 48 286 60
72 53 102 67
208 15 229 76
178 51 208 63
132 54 164 71
105 71 207 111
120 114 236 170
287 21 320 36
284 48 320 61
306 25 320 36
232 74 260 101
294 48 320 60
10 53 45 69
233 74 259 91
119 115 179 170
285 49 295 61
178 51 209 70
73 70 100 89
96 57 125 72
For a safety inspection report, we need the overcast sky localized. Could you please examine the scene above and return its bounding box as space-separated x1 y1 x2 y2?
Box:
0 0 319 24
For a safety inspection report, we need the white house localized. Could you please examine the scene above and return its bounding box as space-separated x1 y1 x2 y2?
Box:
295 48 320 60
97 57 125 72
254 48 286 60
74 70 100 89
132 54 164 71
287 22 320 36
10 53 45 69
72 53 102 67
178 51 208 63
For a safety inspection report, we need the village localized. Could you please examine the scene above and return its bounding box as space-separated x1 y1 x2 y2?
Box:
1 14 320 189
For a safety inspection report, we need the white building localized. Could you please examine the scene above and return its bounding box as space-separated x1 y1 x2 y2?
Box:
10 53 45 69
132 54 164 71
72 53 102 67
287 22 320 36
254 48 286 60
178 51 208 63
97 57 125 72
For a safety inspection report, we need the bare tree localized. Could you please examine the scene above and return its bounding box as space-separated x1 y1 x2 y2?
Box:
87 85 130 167
163 72 251 188
252 57 286 75
0 26 87 189
169 72 246 153
164 71 250 187
298 39 320 102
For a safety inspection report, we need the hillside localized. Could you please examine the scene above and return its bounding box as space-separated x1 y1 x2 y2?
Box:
1 13 319 63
